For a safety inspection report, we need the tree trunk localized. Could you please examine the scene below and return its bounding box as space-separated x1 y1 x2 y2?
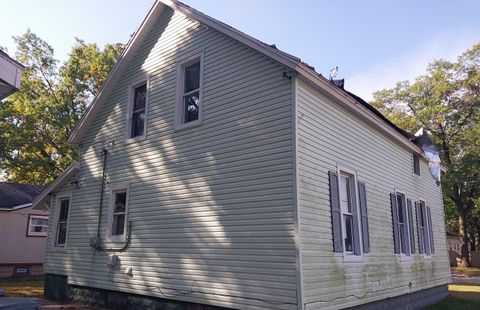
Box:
458 207 472 267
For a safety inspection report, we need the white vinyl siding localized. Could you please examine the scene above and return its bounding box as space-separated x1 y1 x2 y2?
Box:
296 79 449 310
44 7 296 310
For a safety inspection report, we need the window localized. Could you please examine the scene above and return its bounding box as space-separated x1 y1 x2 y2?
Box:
416 200 434 256
339 173 355 253
27 215 48 237
413 154 420 175
329 169 370 260
391 192 416 256
55 198 70 247
108 185 129 241
176 53 203 129
126 79 149 141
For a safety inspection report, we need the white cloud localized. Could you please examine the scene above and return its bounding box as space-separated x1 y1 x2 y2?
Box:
346 30 479 101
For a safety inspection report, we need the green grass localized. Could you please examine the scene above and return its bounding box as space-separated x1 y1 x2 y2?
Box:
0 276 44 298
425 296 480 310
426 282 480 309
452 266 480 277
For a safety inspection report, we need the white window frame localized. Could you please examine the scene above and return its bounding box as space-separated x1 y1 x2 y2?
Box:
337 166 363 262
394 190 413 261
53 194 71 249
125 76 150 143
175 52 204 130
418 198 432 259
27 214 49 237
107 184 130 243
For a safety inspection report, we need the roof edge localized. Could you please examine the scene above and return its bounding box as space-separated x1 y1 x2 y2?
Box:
32 162 81 209
68 1 165 144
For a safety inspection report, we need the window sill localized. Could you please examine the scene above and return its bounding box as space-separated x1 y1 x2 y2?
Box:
51 245 66 252
423 254 433 260
343 254 364 263
26 234 47 238
107 236 127 243
174 119 203 132
399 254 413 262
125 134 146 144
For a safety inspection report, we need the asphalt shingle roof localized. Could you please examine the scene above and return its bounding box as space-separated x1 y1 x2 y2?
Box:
0 182 46 209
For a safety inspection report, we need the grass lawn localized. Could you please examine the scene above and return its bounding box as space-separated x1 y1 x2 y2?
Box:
426 283 480 309
451 266 480 277
0 276 44 298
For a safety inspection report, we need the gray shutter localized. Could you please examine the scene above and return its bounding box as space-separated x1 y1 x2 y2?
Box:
390 193 400 254
358 182 370 253
407 199 415 254
427 206 434 254
329 171 343 252
416 202 424 254
422 204 431 255
351 184 361 255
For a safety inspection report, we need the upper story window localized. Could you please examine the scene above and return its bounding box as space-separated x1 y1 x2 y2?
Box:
413 154 420 175
27 215 48 237
108 184 129 242
126 78 149 141
175 53 204 130
329 169 370 261
55 197 70 247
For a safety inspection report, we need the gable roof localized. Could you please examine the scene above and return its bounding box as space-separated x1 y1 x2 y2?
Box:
0 182 45 210
32 162 81 210
68 0 425 157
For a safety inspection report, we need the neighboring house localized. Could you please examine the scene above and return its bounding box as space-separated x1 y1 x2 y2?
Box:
447 232 480 267
0 50 24 100
33 1 450 309
447 232 461 253
0 183 47 277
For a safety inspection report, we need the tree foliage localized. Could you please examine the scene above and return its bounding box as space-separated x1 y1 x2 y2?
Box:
0 30 123 184
371 43 480 266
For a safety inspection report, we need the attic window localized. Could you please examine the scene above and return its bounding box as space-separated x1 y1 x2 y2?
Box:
413 154 420 176
175 53 204 130
126 78 149 142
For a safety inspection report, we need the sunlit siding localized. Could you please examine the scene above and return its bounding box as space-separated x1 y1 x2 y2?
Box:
44 7 297 310
296 79 450 310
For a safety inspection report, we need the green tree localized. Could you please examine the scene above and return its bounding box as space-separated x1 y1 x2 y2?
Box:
0 30 123 184
371 43 480 267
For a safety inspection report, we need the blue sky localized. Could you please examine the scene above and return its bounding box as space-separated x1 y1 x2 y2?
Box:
1 0 479 100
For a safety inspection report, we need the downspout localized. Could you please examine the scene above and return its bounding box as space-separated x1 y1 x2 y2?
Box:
97 148 108 239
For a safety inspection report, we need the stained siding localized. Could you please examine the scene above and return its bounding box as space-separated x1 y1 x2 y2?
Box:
0 206 48 264
44 7 297 310
296 79 450 310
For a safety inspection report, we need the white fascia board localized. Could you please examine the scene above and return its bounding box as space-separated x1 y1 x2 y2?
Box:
32 162 81 210
68 2 166 144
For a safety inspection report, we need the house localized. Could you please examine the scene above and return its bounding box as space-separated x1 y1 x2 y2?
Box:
0 183 48 277
447 232 480 267
32 1 450 309
0 50 24 100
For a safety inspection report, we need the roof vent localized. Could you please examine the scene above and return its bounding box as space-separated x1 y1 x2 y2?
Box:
332 79 345 89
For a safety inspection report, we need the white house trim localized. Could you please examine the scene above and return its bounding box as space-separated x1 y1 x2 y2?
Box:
32 162 81 210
